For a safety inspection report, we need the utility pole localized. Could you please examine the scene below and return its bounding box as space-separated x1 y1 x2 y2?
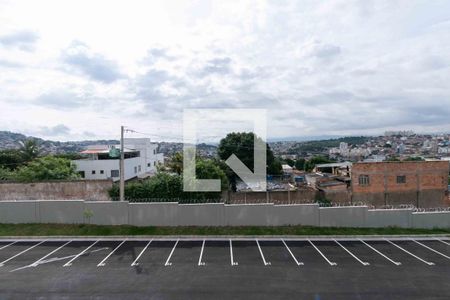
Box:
120 125 125 201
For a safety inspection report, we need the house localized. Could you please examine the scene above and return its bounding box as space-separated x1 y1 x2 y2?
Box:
351 161 449 208
73 138 164 181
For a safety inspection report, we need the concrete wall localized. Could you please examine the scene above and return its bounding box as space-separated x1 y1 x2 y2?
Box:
0 180 112 201
269 204 319 226
229 189 317 205
178 203 224 226
366 209 412 228
39 200 84 224
411 212 450 229
84 201 129 225
319 206 368 228
0 200 448 228
129 202 179 226
0 201 38 223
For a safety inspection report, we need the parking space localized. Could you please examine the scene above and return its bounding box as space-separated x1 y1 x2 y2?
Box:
0 237 449 299
0 238 449 270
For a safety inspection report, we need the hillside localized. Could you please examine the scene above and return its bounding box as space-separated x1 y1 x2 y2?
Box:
0 131 119 154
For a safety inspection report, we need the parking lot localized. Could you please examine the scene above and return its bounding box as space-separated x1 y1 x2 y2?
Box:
0 237 449 299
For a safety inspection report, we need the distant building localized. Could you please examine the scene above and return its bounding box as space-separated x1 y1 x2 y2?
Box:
73 138 164 181
351 161 449 208
282 164 294 175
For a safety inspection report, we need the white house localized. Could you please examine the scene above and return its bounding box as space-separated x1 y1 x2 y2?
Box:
73 138 164 181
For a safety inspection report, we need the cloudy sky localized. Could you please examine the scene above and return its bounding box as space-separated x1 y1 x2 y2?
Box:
0 0 449 142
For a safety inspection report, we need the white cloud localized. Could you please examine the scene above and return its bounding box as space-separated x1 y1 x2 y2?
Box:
0 0 450 141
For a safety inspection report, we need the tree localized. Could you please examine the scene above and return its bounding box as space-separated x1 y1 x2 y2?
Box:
268 158 282 175
109 170 226 202
404 156 424 161
0 149 24 170
284 158 294 167
0 167 12 181
194 159 229 190
19 139 41 162
294 158 306 170
12 156 80 182
217 132 281 177
167 152 183 174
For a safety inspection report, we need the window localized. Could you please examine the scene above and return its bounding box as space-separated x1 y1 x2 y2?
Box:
154 161 156 166
358 175 370 186
100 170 104 174
138 165 141 172
91 170 96 175
397 175 406 184
153 149 156 155
111 170 119 177
134 166 137 174
78 171 85 178
147 163 151 167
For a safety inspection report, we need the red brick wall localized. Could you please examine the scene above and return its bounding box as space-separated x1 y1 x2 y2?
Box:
351 161 449 207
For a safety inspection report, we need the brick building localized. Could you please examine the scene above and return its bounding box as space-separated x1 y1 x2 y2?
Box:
351 161 449 208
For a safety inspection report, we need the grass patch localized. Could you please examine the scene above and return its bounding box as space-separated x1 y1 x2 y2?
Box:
0 223 449 236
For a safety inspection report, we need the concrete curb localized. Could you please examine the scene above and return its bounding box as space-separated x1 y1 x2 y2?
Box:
0 234 449 241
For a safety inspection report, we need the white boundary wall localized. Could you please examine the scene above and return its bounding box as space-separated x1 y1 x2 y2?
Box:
0 200 448 228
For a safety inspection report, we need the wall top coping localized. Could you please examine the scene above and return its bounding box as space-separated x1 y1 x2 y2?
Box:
412 211 450 215
319 206 368 209
368 209 414 212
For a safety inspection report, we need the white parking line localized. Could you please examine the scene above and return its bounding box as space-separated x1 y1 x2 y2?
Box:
97 240 127 267
281 239 304 266
334 240 369 266
359 239 401 266
0 241 17 251
230 239 238 266
0 240 46 267
164 239 179 266
198 239 206 266
385 239 434 266
12 247 108 272
435 238 450 246
63 240 99 267
411 239 450 260
308 239 337 266
131 240 153 267
255 239 271 266
30 240 72 267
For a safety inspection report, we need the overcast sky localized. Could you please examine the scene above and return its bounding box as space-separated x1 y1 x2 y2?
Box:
0 0 449 142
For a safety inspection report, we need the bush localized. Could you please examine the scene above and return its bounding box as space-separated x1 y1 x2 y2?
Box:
109 171 226 202
11 156 80 182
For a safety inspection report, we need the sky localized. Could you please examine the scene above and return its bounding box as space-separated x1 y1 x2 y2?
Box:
0 0 450 142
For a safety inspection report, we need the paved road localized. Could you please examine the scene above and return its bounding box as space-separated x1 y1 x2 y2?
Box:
0 237 449 299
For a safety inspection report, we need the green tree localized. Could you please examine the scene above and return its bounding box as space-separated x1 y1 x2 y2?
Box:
12 156 80 182
19 139 41 162
0 149 24 170
294 158 306 170
217 132 281 177
0 167 12 181
109 169 226 202
168 152 183 175
404 156 424 161
194 159 229 190
268 158 282 175
284 158 294 167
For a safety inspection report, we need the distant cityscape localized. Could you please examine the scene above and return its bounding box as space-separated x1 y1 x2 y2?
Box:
1 130 449 163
